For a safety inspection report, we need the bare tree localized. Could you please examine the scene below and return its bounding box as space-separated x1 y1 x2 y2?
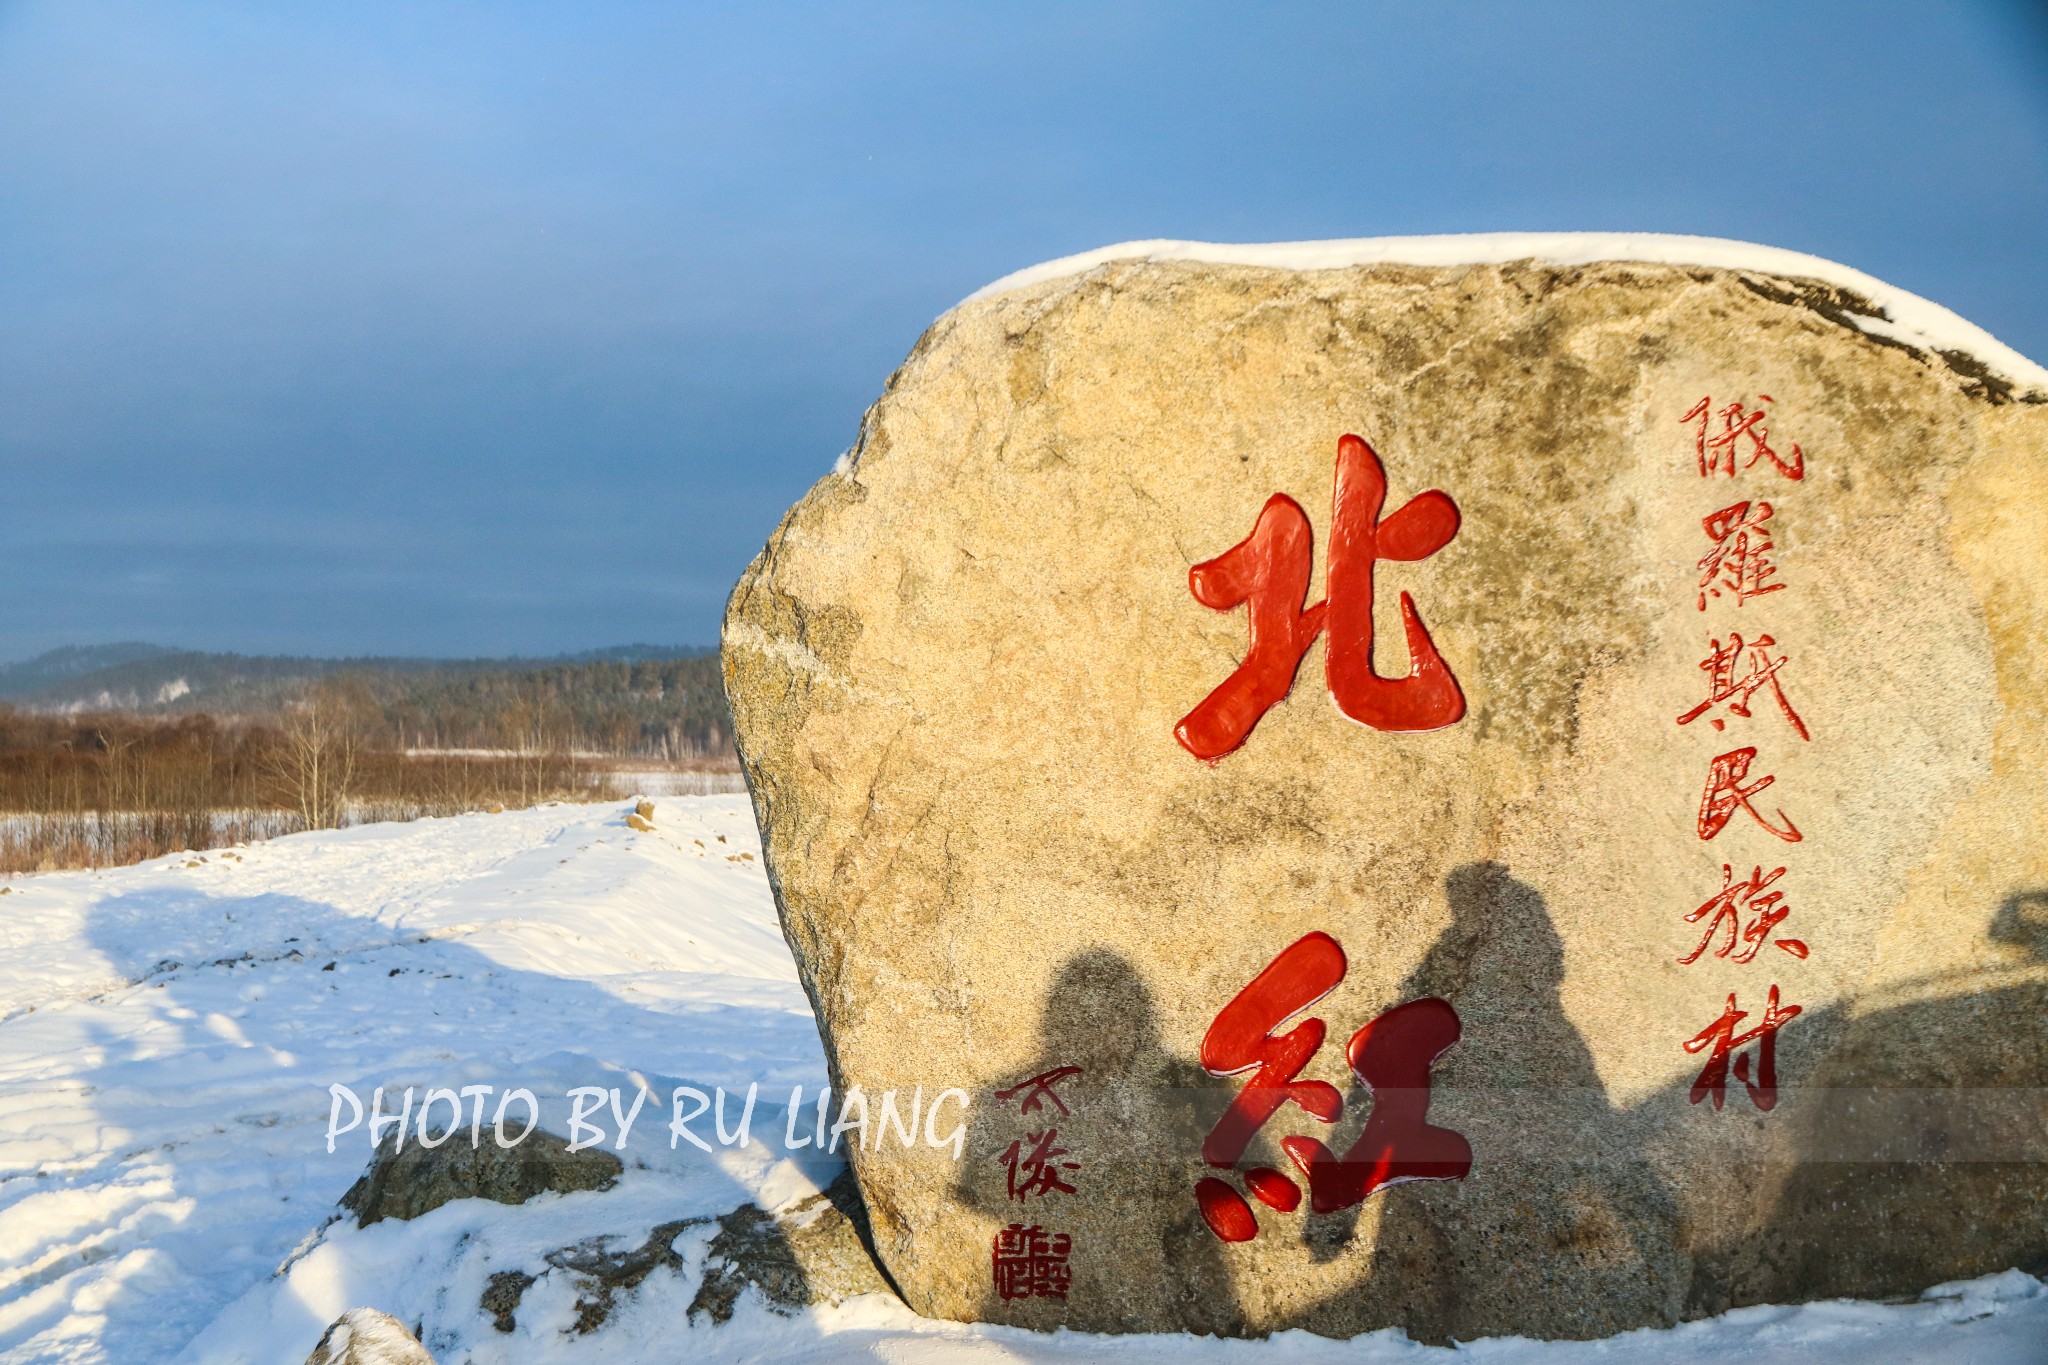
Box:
498 683 572 807
264 679 367 831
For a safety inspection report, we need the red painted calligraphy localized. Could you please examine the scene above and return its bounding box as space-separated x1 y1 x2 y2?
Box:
1280 998 1474 1213
990 1067 1082 1299
991 1224 1072 1300
995 1066 1082 1117
1676 632 1810 741
1243 1166 1302 1212
1683 984 1802 1111
1696 501 1786 610
1683 396 1805 481
1697 747 1802 843
997 1129 1080 1201
1193 1177 1258 1243
1672 395 1812 1115
1196 932 1469 1241
1198 930 1346 1171
1176 435 1464 761
1679 863 1808 965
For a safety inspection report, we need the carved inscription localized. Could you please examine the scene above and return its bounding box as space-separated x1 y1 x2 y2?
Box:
1177 435 1465 761
989 1066 1082 1300
1674 396 1811 1107
1196 932 1470 1242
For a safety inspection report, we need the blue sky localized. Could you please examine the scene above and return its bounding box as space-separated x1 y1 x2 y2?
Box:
2 1 2044 658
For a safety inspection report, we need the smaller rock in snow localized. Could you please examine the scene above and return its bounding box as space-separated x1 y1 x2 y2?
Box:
341 1129 621 1227
303 1308 435 1365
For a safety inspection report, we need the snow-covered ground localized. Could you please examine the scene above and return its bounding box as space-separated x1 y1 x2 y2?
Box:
0 798 2040 1363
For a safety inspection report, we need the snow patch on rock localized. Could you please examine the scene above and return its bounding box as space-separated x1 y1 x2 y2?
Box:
964 233 2048 399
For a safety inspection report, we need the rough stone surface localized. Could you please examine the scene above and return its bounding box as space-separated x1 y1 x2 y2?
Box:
544 1219 695 1334
479 1270 535 1334
688 1170 896 1323
341 1129 621 1226
723 251 2048 1341
475 1173 894 1334
304 1308 437 1365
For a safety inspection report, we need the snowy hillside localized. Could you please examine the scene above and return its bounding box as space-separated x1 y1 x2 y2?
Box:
0 799 2040 1363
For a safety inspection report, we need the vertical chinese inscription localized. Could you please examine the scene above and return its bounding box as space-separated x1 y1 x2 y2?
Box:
1674 397 1810 1107
989 1066 1081 1300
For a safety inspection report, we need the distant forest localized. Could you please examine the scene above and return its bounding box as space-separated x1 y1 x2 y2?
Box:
0 644 737 872
358 655 733 758
0 644 734 759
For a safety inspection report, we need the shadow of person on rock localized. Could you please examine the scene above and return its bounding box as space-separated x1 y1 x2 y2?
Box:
1990 887 2048 962
954 947 1247 1336
1671 884 2048 1316
1289 861 1683 1345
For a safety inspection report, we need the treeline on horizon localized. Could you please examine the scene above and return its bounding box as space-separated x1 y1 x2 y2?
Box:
6 653 736 761
0 653 739 874
313 655 735 759
0 705 625 874
0 707 612 820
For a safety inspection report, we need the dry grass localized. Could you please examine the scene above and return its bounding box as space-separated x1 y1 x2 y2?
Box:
0 705 625 876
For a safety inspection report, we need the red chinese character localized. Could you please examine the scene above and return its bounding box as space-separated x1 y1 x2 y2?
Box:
1698 746 1802 843
1199 931 1347 1171
1175 435 1465 761
1195 932 1470 1241
1280 997 1473 1214
991 1223 1072 1300
1683 396 1805 481
1696 501 1786 610
997 1129 1080 1201
1677 632 1810 740
1684 985 1801 1111
995 1066 1082 1117
1679 863 1809 965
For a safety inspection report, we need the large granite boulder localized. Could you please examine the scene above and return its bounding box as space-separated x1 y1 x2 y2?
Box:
722 237 2048 1342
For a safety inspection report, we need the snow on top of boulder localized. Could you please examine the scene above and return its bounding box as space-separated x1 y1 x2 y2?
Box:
962 233 2048 400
